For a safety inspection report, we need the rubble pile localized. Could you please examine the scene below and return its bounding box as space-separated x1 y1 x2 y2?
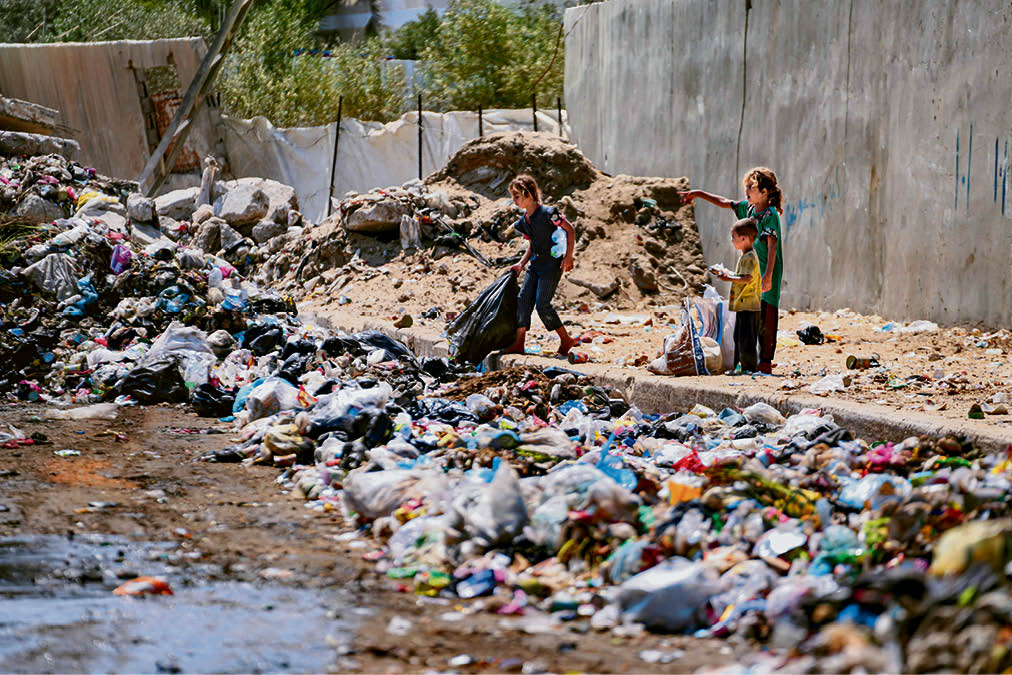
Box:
254 132 710 318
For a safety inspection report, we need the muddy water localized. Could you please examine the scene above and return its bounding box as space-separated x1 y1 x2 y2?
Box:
0 534 361 673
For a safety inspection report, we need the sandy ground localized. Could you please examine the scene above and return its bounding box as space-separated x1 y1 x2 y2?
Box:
0 404 741 673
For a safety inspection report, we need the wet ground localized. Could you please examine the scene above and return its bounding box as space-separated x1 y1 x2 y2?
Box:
0 403 740 673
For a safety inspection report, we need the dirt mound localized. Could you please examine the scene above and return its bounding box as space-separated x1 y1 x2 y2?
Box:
269 131 710 329
427 131 598 200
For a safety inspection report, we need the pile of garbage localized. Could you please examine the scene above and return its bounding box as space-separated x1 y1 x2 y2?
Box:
0 149 307 402
178 315 1012 671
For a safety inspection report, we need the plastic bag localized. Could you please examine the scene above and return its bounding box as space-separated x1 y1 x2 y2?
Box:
49 402 119 420
445 271 519 364
647 294 726 376
446 463 529 549
399 214 422 250
245 376 301 421
190 383 236 417
703 285 735 372
616 557 725 631
116 358 188 404
342 468 448 522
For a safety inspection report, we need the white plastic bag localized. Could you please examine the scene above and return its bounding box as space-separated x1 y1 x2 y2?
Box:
616 557 725 631
245 376 301 421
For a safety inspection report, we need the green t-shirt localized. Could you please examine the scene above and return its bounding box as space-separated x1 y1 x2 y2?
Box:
734 200 783 307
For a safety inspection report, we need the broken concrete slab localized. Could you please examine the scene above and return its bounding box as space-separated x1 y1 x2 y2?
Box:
345 199 409 234
126 193 156 223
569 274 621 299
214 183 269 226
226 177 298 225
155 187 198 221
0 131 80 160
251 219 286 244
193 217 222 254
130 221 163 247
0 95 61 135
218 221 245 251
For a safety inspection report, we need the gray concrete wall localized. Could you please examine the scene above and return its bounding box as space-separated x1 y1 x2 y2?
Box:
0 39 219 185
565 0 1012 325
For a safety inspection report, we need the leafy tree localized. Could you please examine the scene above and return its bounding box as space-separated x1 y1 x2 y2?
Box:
386 7 442 60
217 0 405 125
417 0 564 111
0 0 212 42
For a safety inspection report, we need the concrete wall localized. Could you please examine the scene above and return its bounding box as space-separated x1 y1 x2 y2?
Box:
565 0 1012 325
0 39 219 185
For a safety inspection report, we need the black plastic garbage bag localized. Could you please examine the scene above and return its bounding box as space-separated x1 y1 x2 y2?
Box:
321 330 418 366
412 397 478 425
445 270 518 364
278 351 313 385
190 383 236 417
116 358 188 404
797 325 825 345
242 323 284 356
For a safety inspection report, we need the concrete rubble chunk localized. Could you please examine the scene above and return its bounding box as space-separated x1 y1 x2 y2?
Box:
218 221 245 251
0 131 80 160
630 257 659 292
130 221 163 247
159 216 185 242
126 193 156 223
14 193 64 224
251 219 287 244
191 203 214 225
345 199 409 234
569 274 621 299
155 187 199 221
228 177 298 224
214 183 269 226
193 218 222 254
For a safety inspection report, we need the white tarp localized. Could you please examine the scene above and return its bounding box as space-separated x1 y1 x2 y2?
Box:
222 109 570 223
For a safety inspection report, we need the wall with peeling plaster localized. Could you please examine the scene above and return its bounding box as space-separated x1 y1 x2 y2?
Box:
564 0 1012 325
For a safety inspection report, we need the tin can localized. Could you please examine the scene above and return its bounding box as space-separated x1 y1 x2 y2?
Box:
568 351 589 364
846 354 880 370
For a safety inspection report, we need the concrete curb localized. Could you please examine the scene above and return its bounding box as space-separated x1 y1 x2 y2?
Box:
305 308 1012 453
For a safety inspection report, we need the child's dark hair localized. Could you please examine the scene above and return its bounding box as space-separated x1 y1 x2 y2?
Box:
509 174 542 203
743 166 783 214
732 217 758 239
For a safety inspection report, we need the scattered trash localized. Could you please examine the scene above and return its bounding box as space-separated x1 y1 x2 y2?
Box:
113 576 174 596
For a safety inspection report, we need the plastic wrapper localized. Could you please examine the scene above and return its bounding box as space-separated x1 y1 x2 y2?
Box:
616 557 725 631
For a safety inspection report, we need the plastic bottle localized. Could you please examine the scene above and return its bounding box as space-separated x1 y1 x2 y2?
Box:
550 227 567 258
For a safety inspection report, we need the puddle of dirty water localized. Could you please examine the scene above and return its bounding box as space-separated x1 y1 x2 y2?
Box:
0 534 362 674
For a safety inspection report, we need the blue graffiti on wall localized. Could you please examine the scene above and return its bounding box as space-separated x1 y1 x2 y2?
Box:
782 165 842 235
959 124 1010 218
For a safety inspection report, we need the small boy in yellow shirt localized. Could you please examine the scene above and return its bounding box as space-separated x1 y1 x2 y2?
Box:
710 217 762 372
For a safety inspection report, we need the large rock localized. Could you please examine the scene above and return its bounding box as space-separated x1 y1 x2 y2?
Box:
14 194 64 224
251 219 287 244
130 221 163 247
214 184 268 226
218 222 245 251
345 199 409 234
0 131 80 160
227 177 298 224
126 193 156 222
193 217 222 253
630 257 659 292
155 187 198 220
569 274 621 299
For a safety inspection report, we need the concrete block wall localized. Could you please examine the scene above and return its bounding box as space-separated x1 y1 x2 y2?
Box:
0 39 219 185
564 0 1012 325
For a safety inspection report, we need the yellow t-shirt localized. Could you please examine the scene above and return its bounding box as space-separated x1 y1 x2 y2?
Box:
729 249 761 312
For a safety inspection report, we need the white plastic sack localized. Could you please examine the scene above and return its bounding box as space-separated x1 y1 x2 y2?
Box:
49 402 119 420
616 557 725 632
704 285 736 372
446 463 529 549
143 322 213 361
399 214 421 249
311 382 392 420
245 376 301 421
343 468 448 522
22 252 78 301
742 402 786 426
